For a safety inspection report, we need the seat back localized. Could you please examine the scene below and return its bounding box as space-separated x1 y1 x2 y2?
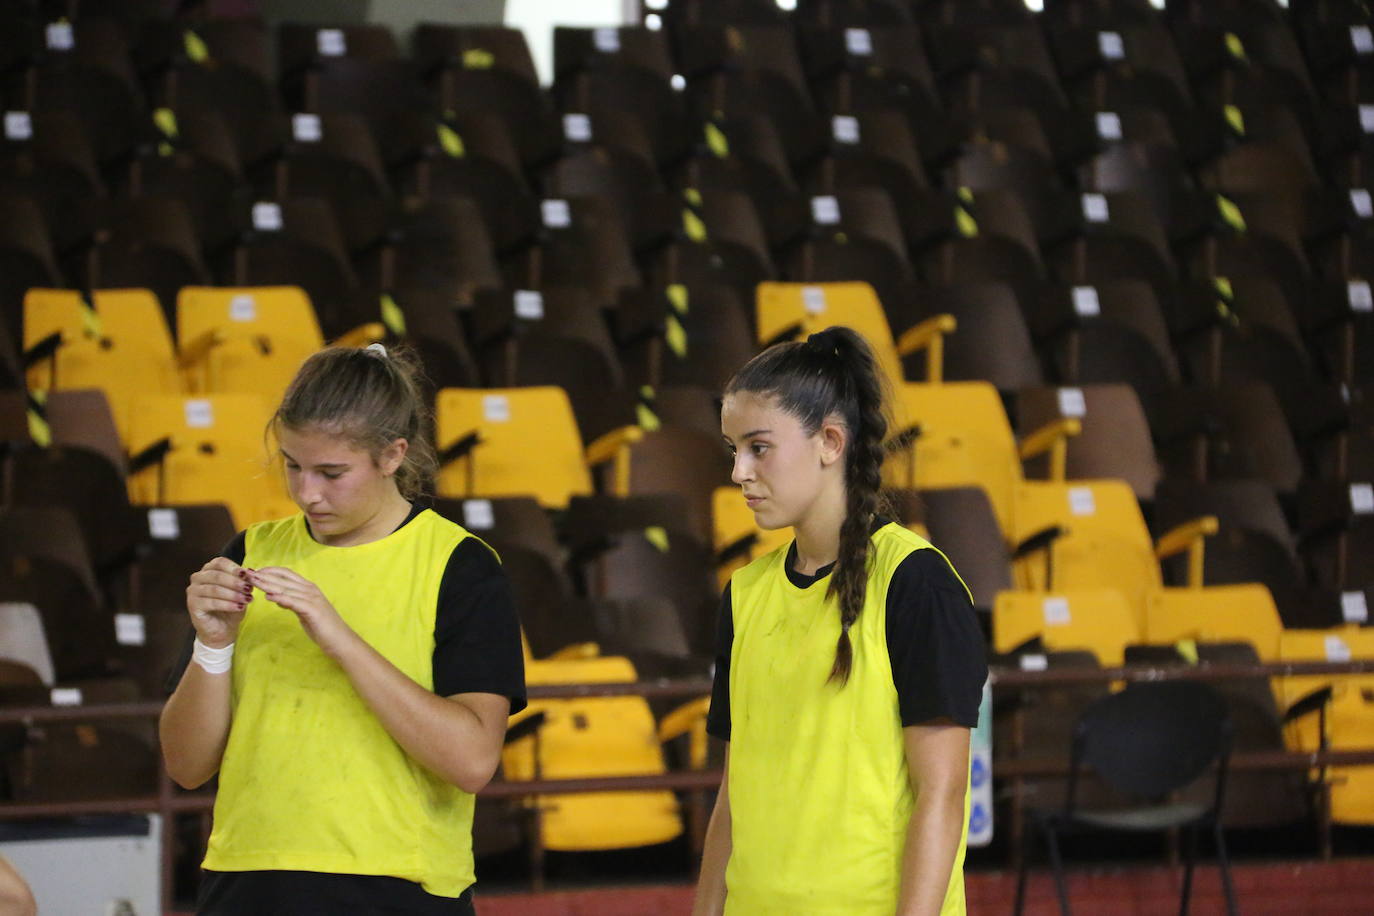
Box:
993 588 1138 665
23 288 182 438
1075 680 1230 800
755 281 904 386
176 286 322 401
1145 584 1284 661
888 380 1020 533
434 387 591 508
1012 479 1159 623
125 393 282 528
509 655 683 850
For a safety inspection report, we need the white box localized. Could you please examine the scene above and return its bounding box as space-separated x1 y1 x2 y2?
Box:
0 815 159 916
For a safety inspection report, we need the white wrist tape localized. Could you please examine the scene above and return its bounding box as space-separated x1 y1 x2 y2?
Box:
192 638 235 674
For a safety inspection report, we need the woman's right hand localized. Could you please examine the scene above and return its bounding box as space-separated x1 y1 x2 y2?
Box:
186 557 253 648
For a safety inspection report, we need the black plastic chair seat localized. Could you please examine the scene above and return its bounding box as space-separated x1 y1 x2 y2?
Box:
1061 801 1210 832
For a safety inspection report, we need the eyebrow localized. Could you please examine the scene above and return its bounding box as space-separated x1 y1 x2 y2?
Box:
279 448 350 470
722 428 773 443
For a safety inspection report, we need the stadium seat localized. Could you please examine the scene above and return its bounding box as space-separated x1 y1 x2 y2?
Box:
470 286 631 442
1016 384 1160 501
616 283 756 393
992 588 1139 665
1278 626 1374 826
124 392 283 528
175 285 321 403
23 287 182 441
413 25 558 170
434 386 642 510
220 196 358 319
505 654 684 852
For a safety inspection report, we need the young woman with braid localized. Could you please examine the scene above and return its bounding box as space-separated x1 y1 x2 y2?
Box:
160 345 525 915
693 327 987 916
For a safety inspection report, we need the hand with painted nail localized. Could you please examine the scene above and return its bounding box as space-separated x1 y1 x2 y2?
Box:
186 556 253 649
247 566 356 658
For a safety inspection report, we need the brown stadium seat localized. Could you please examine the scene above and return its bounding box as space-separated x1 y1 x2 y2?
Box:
130 107 245 256
0 506 112 680
219 196 358 319
374 196 503 308
680 26 826 171
544 121 667 254
506 195 641 307
398 110 538 257
157 18 278 170
412 25 558 170
257 112 392 256
676 113 802 255
908 187 1045 309
22 17 147 169
1148 382 1305 497
0 196 64 345
903 282 1044 392
1153 478 1319 627
1030 279 1181 396
0 111 105 248
783 187 916 311
616 283 756 393
648 186 777 310
66 197 210 328
277 22 400 111
552 26 689 169
5 443 143 588
1016 383 1160 501
470 286 632 443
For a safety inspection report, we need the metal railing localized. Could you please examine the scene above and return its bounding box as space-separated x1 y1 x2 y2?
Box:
0 660 1370 903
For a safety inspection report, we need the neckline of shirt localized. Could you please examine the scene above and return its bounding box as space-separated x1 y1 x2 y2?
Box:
780 516 895 590
301 501 424 548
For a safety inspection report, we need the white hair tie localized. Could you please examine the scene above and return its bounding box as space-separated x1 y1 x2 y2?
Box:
365 342 388 358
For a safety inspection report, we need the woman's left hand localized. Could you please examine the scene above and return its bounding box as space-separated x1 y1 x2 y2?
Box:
248 567 358 658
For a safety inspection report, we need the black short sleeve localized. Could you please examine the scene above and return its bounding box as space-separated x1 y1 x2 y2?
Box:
433 537 527 713
886 549 987 728
705 583 733 741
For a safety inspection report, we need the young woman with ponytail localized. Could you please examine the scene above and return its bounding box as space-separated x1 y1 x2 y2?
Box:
693 327 987 916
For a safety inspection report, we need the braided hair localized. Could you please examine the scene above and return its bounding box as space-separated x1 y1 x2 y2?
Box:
725 326 889 685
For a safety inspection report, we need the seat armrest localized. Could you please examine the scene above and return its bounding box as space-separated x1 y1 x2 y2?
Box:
1154 515 1219 588
585 425 645 497
332 322 387 348
1018 418 1082 481
658 696 713 769
895 314 957 383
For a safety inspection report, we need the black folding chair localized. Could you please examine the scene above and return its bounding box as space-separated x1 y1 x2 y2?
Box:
1014 680 1238 916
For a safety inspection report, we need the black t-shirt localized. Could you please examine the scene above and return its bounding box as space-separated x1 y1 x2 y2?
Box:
169 504 526 914
706 544 987 741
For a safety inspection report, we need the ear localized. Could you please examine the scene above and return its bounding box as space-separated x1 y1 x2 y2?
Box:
378 438 408 477
817 418 847 468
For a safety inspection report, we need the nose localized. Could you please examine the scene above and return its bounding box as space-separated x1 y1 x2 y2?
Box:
294 474 323 507
731 451 752 486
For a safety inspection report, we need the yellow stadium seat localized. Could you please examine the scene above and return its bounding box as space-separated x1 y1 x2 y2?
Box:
755 281 906 386
433 387 642 509
886 381 1027 533
1145 584 1285 662
1277 627 1374 825
125 393 284 529
176 286 323 403
1011 480 1158 617
506 655 683 851
993 588 1140 666
711 485 792 589
23 288 182 441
